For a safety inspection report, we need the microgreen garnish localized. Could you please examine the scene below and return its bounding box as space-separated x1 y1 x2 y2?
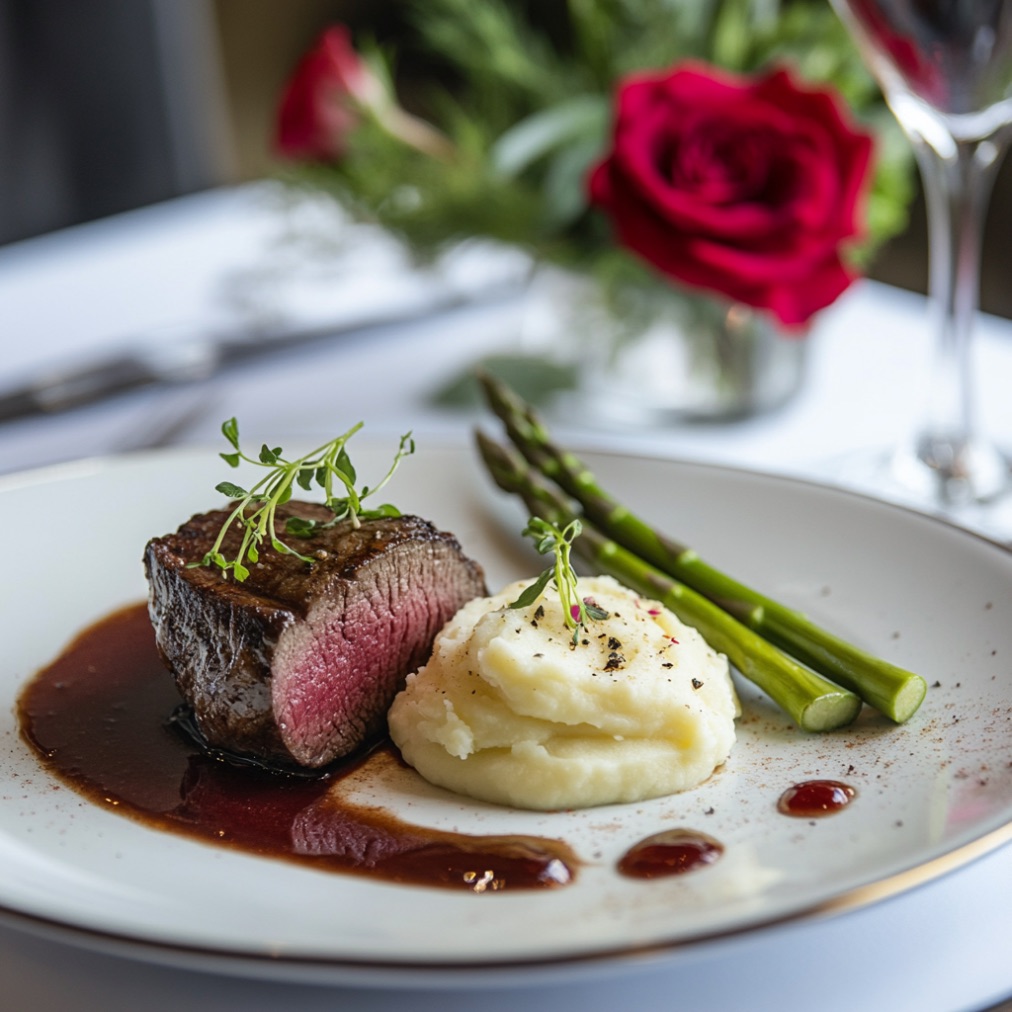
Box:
192 418 414 581
509 516 609 645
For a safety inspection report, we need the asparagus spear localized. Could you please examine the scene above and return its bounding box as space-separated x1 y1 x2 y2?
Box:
478 371 927 724
476 431 861 732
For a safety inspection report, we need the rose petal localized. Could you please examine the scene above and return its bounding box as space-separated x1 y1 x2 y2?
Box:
275 25 379 162
586 61 874 326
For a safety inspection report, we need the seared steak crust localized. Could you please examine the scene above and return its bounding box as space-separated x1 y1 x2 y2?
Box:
144 503 486 768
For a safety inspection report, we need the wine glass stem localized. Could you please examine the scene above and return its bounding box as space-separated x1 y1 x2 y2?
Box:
906 123 1008 491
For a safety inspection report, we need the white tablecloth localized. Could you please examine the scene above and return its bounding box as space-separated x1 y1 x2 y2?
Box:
0 184 1009 1011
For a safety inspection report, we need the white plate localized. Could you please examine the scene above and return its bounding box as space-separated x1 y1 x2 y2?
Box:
0 444 1010 985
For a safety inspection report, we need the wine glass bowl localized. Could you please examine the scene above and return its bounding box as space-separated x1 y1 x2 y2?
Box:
830 0 1012 516
839 1 1012 119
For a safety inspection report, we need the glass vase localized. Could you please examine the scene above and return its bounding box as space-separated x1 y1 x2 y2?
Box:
525 269 809 426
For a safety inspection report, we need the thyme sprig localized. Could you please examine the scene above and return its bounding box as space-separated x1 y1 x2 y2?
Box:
194 418 414 581
510 516 609 646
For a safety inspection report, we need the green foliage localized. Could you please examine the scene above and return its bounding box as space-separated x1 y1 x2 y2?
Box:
511 516 610 645
286 0 914 278
190 419 414 582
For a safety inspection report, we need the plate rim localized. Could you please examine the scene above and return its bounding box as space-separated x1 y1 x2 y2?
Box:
0 823 1008 986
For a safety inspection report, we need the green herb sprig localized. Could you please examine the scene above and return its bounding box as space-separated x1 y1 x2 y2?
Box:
194 418 414 581
510 516 609 645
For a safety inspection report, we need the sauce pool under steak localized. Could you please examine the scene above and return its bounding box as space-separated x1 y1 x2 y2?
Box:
17 603 577 892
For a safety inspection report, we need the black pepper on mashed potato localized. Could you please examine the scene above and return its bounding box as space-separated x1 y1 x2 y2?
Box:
387 575 739 810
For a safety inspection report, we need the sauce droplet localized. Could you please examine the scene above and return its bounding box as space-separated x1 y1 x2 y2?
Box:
617 828 723 879
777 779 856 818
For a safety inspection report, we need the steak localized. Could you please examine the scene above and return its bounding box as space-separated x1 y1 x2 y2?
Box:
144 503 486 769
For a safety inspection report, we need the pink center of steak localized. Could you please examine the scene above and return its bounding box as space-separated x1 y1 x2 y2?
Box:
272 578 448 767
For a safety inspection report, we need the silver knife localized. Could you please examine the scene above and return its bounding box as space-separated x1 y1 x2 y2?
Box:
0 280 521 423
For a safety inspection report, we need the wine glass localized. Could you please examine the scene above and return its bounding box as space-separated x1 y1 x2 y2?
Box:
829 0 1012 522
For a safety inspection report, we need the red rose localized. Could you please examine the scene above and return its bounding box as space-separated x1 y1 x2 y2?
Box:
275 26 383 161
587 63 874 328
276 25 452 163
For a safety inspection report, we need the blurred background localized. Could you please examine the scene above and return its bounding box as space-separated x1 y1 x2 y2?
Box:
1 0 1010 316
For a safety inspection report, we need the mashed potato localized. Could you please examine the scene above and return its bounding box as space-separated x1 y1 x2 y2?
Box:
387 575 739 810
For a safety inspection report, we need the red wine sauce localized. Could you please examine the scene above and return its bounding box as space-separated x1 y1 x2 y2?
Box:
777 779 856 817
617 828 723 879
16 603 577 892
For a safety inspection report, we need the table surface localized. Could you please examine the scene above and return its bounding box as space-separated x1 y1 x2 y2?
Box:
0 183 1010 1012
